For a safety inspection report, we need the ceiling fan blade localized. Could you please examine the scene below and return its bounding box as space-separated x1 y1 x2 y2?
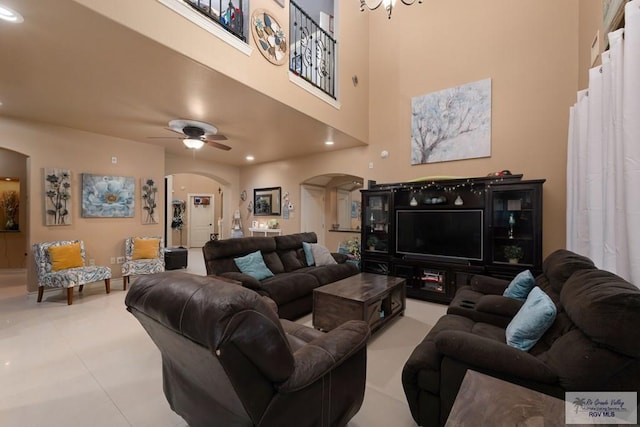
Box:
147 136 182 140
164 127 187 136
205 134 228 141
205 140 232 151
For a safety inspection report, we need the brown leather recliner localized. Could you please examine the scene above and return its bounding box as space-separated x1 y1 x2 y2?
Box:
125 272 370 427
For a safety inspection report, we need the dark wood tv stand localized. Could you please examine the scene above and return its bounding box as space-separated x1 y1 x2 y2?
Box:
360 175 545 304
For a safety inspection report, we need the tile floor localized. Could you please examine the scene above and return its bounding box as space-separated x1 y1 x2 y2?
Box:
0 249 447 426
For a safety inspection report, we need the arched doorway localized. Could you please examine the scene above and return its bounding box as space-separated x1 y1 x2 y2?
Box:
0 147 29 270
165 173 224 248
301 173 363 251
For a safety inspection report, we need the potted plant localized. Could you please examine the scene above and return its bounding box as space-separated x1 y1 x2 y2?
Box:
503 245 523 264
367 236 378 251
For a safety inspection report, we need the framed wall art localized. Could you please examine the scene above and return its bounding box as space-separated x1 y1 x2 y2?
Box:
141 178 158 224
82 174 135 218
411 78 492 165
44 168 71 226
254 186 281 216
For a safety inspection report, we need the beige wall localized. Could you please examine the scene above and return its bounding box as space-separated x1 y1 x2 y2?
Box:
74 0 371 143
241 1 588 257
1 117 166 292
579 1 604 89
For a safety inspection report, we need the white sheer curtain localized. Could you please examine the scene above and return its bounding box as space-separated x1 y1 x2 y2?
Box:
567 0 640 284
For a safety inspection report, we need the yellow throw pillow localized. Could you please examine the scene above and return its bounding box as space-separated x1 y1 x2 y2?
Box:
49 243 84 271
132 238 160 260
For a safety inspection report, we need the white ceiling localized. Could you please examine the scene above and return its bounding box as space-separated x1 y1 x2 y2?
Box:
0 0 366 165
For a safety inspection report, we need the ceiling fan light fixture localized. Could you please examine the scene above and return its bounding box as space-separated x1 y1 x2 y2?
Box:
183 138 205 149
0 4 24 23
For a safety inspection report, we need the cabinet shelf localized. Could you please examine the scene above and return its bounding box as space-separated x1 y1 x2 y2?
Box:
360 177 544 304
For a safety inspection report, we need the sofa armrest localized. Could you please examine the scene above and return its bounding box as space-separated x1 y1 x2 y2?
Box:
475 295 523 320
470 275 510 295
277 320 370 392
434 330 557 384
331 252 348 264
220 272 261 290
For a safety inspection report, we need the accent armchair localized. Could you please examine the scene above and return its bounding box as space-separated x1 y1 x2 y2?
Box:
125 272 370 427
33 240 112 305
121 236 164 290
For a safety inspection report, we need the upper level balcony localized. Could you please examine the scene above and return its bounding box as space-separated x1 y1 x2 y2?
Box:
166 0 336 100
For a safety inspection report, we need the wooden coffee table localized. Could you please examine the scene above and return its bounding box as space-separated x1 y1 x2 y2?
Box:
313 273 406 333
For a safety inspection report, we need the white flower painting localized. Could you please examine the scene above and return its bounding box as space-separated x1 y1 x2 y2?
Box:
411 78 492 165
81 174 135 218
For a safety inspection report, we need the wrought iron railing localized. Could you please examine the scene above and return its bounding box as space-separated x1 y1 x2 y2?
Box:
184 0 246 41
289 1 336 99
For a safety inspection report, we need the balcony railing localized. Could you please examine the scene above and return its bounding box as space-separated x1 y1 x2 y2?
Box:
289 1 336 99
184 0 246 41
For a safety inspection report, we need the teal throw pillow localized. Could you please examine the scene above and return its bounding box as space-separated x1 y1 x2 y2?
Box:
506 286 557 351
302 241 315 266
233 250 274 281
503 269 535 301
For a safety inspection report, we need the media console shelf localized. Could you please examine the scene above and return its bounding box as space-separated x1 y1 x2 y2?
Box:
361 175 544 304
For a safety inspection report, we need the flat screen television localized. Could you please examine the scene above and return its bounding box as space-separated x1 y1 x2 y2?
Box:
396 209 484 262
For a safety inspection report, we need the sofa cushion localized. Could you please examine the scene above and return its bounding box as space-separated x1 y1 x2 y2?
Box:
259 273 320 306
502 270 535 301
561 269 640 357
540 249 596 295
303 263 360 286
275 232 317 271
310 244 337 266
203 236 282 274
506 286 557 351
234 250 274 281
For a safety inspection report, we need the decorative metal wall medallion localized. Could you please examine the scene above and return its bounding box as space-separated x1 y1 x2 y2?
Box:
251 9 287 65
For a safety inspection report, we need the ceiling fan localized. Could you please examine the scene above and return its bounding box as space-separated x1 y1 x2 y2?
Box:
149 119 231 150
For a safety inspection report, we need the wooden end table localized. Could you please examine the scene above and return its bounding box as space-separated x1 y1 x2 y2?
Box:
312 273 406 333
446 370 572 426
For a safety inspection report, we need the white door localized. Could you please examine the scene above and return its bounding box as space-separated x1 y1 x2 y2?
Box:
301 185 325 245
188 194 214 247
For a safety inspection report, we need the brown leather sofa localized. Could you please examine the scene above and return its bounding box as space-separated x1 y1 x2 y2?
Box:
402 250 640 426
447 249 596 327
125 272 370 427
202 232 359 319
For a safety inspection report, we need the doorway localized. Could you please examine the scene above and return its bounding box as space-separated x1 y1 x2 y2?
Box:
300 185 325 245
187 193 215 247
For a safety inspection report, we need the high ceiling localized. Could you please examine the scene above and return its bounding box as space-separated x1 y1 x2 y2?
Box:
0 0 366 165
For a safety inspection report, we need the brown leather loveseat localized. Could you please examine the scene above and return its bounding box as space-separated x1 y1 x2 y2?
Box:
125 272 370 427
402 250 640 426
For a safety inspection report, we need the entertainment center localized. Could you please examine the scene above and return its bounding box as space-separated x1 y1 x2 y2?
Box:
360 175 544 303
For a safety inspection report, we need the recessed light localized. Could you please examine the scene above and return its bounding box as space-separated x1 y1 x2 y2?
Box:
325 140 335 146
246 155 254 161
0 4 24 23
